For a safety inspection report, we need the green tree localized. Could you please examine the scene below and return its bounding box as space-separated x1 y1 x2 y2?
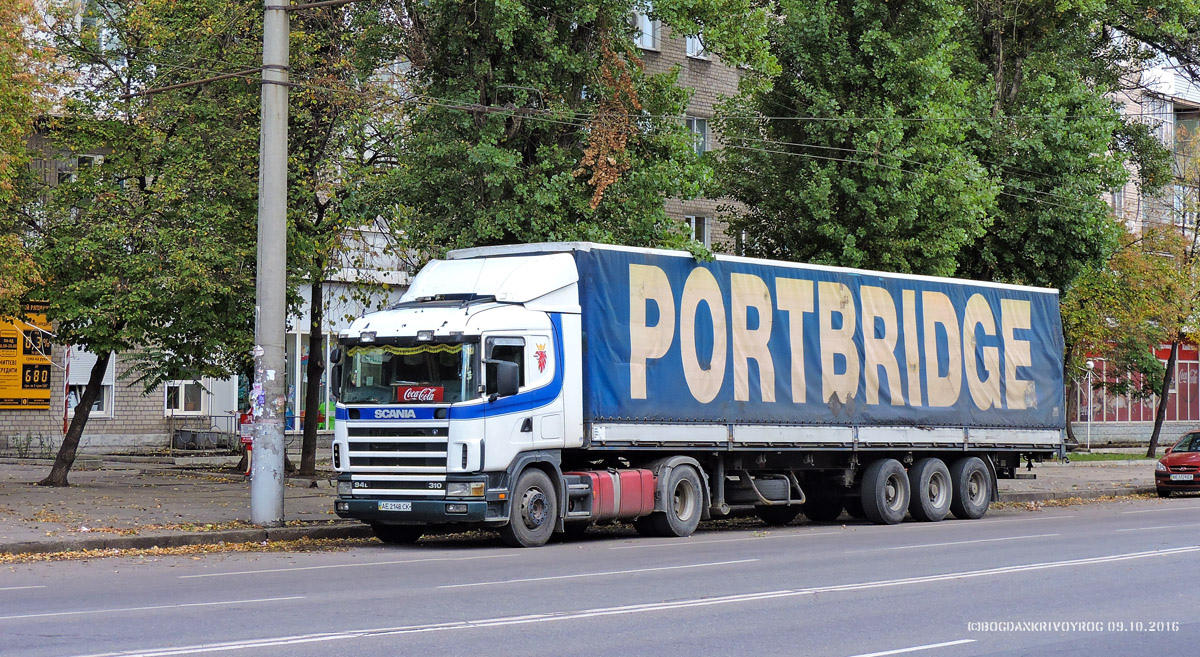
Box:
955 0 1165 290
715 0 998 276
373 0 776 263
286 3 406 476
714 0 1170 288
28 0 261 486
1141 123 1200 456
0 0 51 318
1059 227 1181 445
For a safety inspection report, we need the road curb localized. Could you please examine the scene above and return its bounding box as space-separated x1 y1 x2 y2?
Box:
996 486 1156 503
0 522 375 556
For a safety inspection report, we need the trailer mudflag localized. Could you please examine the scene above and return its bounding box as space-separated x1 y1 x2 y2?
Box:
576 249 1064 429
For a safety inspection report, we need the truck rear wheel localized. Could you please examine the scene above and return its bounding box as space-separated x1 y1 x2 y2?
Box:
644 465 703 537
371 523 422 545
861 459 910 525
499 469 558 547
908 458 951 522
948 457 990 520
755 505 802 526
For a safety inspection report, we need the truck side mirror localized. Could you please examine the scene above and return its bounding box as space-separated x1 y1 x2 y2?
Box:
331 364 342 399
330 347 342 364
493 361 519 399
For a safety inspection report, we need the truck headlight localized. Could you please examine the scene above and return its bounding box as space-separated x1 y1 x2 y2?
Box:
337 480 354 496
447 481 485 497
1156 461 1168 472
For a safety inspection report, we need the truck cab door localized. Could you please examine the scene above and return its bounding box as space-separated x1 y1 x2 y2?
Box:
526 334 564 448
483 335 533 454
482 334 565 453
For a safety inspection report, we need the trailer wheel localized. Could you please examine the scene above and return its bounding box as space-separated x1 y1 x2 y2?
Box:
499 469 558 547
844 496 865 519
371 523 422 545
861 459 910 525
755 505 802 526
908 458 952 522
645 465 704 537
802 491 844 522
948 457 990 519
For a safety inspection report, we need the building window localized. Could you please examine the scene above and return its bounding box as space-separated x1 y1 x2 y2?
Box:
630 3 659 51
67 385 111 417
67 348 115 418
685 116 708 155
165 381 206 415
685 216 710 247
1174 184 1199 227
686 34 709 60
1144 95 1173 146
284 331 337 431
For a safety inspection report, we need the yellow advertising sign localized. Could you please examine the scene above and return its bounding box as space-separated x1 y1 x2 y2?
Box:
0 301 52 410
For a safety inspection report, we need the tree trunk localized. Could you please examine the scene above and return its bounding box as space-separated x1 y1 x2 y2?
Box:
38 351 112 487
1148 338 1180 458
299 277 325 476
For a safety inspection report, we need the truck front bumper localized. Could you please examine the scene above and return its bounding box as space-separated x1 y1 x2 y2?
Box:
334 497 491 524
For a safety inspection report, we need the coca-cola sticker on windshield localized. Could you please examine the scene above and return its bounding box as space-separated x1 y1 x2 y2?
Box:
395 386 443 403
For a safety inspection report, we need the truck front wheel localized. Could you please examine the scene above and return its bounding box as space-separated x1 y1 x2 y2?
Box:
861 459 910 525
499 469 558 548
644 465 704 537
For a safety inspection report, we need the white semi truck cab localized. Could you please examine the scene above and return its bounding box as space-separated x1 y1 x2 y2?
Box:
332 243 1064 547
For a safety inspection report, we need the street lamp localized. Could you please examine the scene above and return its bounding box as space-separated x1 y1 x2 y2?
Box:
1085 360 1095 451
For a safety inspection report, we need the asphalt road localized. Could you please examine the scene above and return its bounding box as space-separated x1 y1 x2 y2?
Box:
2 497 1198 657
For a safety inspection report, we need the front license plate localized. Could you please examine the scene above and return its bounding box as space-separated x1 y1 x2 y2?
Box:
379 501 412 511
1170 474 1194 481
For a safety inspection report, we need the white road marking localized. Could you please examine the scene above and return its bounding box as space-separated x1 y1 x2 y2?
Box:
1117 522 1200 532
0 585 46 592
609 530 842 550
857 534 1059 552
64 545 1200 657
438 559 758 588
179 553 514 579
1122 505 1200 514
845 639 976 657
0 596 305 621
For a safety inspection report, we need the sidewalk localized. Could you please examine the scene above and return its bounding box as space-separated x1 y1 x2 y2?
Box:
0 460 372 556
0 457 1160 556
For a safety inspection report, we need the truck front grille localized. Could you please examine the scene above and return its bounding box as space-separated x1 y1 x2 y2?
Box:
344 422 448 496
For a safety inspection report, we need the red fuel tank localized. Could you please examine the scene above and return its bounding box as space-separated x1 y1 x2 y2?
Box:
564 469 656 522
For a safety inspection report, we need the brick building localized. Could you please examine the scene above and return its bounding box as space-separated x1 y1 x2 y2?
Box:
634 6 742 253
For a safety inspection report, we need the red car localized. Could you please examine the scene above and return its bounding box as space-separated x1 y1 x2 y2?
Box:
1156 433 1200 497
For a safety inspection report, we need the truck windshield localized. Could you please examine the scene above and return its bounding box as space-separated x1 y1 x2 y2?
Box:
340 342 478 404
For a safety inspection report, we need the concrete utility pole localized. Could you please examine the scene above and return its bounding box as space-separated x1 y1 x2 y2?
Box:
251 1 290 526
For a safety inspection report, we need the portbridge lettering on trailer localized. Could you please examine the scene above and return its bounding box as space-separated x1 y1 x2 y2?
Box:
576 250 1063 429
